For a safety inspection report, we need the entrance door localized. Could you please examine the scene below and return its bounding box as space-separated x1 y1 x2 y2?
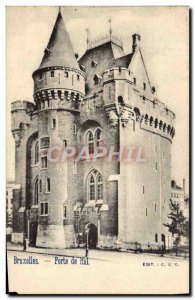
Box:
86 223 98 249
30 222 38 247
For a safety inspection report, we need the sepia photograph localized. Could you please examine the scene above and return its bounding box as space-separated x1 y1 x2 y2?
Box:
6 6 190 295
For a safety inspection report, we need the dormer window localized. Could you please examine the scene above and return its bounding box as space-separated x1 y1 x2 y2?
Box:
64 71 69 78
91 60 98 68
44 48 50 55
93 74 102 85
51 71 54 77
80 64 85 71
143 82 146 90
133 77 136 85
77 74 80 81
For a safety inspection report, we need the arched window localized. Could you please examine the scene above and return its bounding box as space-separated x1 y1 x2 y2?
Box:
34 178 39 205
159 120 163 129
35 141 39 165
87 170 103 201
86 131 94 154
97 173 103 199
167 125 171 134
134 107 140 121
46 178 50 193
95 128 102 147
86 128 102 154
145 114 148 124
89 174 95 200
39 179 42 193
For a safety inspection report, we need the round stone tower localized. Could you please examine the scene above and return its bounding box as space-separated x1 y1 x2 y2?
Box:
32 10 85 248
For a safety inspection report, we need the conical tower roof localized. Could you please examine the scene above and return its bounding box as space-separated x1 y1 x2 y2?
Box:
38 10 79 70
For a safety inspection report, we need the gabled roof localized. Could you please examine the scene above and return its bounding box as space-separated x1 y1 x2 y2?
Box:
38 11 79 71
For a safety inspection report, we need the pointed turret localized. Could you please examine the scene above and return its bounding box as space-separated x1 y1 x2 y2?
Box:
33 9 85 105
33 9 85 249
38 10 79 70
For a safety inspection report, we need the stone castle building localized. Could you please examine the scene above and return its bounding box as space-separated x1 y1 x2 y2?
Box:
11 10 175 249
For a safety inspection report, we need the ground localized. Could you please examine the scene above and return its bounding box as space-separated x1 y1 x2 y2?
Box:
7 249 189 295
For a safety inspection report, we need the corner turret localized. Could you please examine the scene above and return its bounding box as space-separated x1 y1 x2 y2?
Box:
11 101 35 147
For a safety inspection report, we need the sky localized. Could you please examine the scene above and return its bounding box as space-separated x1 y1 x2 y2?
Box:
6 6 189 193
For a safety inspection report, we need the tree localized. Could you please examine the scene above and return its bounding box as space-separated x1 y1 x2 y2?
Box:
183 220 189 238
164 199 187 246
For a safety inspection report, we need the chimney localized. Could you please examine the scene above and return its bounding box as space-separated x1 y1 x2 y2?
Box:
132 34 141 52
183 178 185 197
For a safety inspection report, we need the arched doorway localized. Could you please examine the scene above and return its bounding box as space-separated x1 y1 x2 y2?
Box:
85 223 98 249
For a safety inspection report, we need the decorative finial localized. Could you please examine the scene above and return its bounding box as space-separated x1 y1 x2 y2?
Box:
108 18 112 39
59 6 61 13
85 28 89 49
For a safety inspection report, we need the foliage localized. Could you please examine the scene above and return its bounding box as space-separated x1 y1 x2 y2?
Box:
164 199 187 237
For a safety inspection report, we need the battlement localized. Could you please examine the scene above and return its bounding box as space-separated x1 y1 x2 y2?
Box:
33 88 84 111
11 100 35 113
103 68 131 82
102 68 175 126
11 101 36 146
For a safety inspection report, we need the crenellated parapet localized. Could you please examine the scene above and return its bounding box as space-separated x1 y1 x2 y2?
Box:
101 66 175 141
135 109 175 141
11 100 36 147
33 88 85 111
103 68 132 84
103 67 174 110
104 102 175 141
11 100 35 113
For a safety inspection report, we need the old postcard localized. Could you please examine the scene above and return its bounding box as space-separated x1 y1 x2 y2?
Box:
6 6 190 295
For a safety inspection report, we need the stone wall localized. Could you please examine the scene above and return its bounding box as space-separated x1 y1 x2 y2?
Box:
98 235 117 249
11 232 24 244
36 225 66 248
64 225 75 248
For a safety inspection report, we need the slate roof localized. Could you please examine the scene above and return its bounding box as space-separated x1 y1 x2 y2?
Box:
79 41 133 94
114 53 133 68
38 11 79 71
